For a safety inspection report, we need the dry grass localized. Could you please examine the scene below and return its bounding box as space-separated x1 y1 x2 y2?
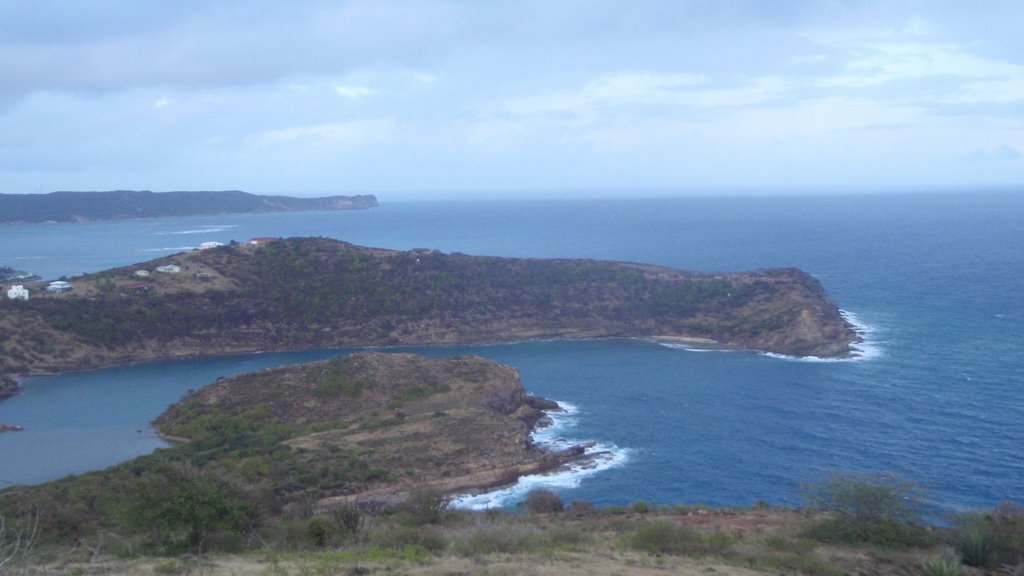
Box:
15 506 950 576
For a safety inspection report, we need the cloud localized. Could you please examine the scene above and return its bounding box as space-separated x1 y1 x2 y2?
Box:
250 118 397 147
965 144 1023 162
499 71 789 122
333 85 378 98
0 1 466 99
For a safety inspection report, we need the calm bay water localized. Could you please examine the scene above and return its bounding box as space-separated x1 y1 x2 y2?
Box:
1 192 1022 514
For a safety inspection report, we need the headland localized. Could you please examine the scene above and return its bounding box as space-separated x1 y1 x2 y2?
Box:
0 190 377 224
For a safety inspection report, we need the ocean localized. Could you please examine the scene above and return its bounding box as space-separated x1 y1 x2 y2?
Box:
1 191 1022 516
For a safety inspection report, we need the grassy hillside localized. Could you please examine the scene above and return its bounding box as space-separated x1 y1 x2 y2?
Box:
0 237 857 380
2 352 1021 575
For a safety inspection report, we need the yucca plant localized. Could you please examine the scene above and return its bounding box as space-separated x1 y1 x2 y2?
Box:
919 557 965 576
956 526 994 567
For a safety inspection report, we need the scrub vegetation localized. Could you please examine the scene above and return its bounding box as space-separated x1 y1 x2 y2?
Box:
0 237 857 382
2 351 1022 574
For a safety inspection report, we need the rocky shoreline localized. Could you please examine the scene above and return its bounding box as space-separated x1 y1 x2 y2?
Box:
151 352 593 509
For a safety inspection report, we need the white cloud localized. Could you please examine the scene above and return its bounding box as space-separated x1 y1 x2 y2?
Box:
333 85 377 98
499 71 790 122
252 118 396 147
965 144 1022 162
153 98 171 109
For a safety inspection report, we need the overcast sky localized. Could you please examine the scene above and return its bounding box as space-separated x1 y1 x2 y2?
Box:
1 1 1022 199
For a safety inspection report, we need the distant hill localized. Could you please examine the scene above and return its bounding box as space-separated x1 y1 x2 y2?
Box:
0 237 859 383
0 190 378 223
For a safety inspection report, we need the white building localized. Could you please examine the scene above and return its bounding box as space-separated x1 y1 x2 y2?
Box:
198 241 224 250
6 285 29 300
46 281 72 293
155 265 181 274
134 269 151 277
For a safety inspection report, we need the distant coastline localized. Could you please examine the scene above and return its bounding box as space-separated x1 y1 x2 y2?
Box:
0 190 378 224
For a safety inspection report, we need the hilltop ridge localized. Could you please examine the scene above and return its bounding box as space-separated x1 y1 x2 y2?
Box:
0 237 859 385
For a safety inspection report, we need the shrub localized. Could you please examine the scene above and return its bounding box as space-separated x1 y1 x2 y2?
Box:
452 525 539 556
960 501 1024 566
520 489 564 514
399 488 449 526
956 527 993 568
126 463 262 554
802 472 924 524
332 505 362 535
801 472 934 548
568 500 597 517
371 525 447 554
632 501 653 514
307 516 335 547
628 520 700 555
919 557 965 576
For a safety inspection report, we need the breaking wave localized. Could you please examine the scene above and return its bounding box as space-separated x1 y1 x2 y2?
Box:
760 309 882 363
157 225 238 235
450 401 629 510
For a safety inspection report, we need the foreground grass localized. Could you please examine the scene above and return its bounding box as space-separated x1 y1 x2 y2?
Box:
8 505 954 576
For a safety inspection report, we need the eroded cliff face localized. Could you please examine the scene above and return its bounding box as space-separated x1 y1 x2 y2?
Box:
154 353 582 508
0 238 860 383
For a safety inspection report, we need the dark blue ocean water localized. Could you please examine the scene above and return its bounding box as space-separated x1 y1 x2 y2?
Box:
1 192 1022 515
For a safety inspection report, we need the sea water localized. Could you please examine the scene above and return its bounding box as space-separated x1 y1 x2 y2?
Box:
1 191 1022 515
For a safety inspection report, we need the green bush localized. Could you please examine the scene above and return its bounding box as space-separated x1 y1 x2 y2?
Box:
627 520 709 556
307 516 335 547
568 500 597 517
801 472 934 548
956 527 993 568
918 557 965 576
125 462 262 554
371 525 447 554
399 488 449 526
520 489 564 514
802 472 924 524
960 501 1024 566
452 525 545 556
332 505 362 535
802 516 934 549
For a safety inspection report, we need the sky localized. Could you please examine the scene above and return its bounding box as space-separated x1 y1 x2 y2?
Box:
0 0 1022 200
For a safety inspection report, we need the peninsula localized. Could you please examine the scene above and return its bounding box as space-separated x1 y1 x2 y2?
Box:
0 190 378 223
0 237 859 390
155 352 577 509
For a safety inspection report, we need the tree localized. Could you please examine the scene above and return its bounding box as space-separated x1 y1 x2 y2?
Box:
0 500 40 573
802 471 924 524
800 471 934 548
127 463 260 554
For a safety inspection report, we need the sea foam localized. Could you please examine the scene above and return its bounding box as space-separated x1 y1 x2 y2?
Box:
138 246 196 253
760 309 882 363
157 225 238 235
450 401 628 510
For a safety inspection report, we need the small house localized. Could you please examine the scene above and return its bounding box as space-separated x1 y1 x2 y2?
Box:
46 281 72 293
248 237 279 245
198 241 224 250
134 270 151 277
155 265 181 274
126 283 152 293
6 285 29 300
